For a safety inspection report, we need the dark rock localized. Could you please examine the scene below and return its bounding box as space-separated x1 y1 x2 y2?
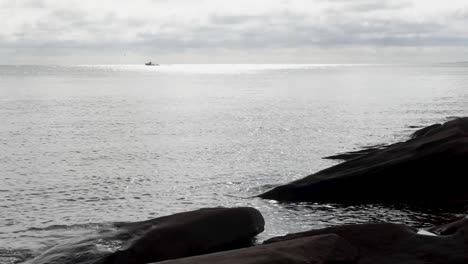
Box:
30 207 264 264
259 117 468 205
153 234 358 264
413 118 468 139
428 215 468 235
264 221 468 264
411 123 443 139
323 144 388 161
102 207 264 264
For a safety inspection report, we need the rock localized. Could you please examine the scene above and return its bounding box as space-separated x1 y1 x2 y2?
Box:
323 144 388 161
428 215 468 235
30 207 265 264
101 207 265 264
259 117 468 205
152 234 358 264
265 222 417 245
411 123 443 139
264 221 468 264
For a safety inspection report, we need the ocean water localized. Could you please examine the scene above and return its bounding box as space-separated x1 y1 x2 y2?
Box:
0 64 467 263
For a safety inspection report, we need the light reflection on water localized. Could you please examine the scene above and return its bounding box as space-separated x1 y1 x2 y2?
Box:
0 64 467 263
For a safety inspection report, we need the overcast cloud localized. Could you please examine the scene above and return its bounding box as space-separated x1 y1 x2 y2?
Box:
2 0 468 64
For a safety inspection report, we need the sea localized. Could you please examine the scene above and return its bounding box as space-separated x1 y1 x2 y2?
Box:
1 64 467 263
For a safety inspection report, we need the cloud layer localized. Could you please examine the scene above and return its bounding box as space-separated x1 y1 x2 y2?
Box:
2 0 468 63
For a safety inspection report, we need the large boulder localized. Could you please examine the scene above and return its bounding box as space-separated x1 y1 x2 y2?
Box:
30 207 265 264
259 117 468 205
264 220 468 264
153 234 358 264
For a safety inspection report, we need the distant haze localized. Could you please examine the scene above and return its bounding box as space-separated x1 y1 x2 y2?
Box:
2 0 468 64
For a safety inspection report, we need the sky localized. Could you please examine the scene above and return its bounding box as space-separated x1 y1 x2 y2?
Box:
2 0 468 64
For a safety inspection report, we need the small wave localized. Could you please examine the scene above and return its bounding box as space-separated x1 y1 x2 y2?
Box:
0 248 34 264
445 116 461 120
247 184 280 195
223 193 253 199
12 222 115 234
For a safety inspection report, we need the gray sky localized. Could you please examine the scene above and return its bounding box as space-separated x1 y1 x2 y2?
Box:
2 0 468 64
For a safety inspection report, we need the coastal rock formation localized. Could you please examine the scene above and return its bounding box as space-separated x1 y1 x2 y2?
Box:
154 234 358 264
150 216 468 264
29 208 468 264
259 117 468 204
99 207 264 264
30 207 264 264
263 220 468 264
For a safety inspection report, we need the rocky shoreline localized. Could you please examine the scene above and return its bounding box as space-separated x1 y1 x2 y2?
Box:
29 118 468 264
29 208 468 264
259 117 468 205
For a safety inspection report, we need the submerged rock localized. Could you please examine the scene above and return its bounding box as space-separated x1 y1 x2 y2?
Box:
154 234 358 264
259 117 468 205
30 207 264 264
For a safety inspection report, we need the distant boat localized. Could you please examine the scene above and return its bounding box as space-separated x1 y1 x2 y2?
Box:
145 62 158 66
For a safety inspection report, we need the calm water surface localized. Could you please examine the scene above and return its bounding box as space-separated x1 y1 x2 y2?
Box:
0 64 467 263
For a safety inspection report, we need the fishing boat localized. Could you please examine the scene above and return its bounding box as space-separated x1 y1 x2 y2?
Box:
145 62 158 66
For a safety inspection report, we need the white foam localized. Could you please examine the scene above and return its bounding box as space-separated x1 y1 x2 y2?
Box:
417 230 437 236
